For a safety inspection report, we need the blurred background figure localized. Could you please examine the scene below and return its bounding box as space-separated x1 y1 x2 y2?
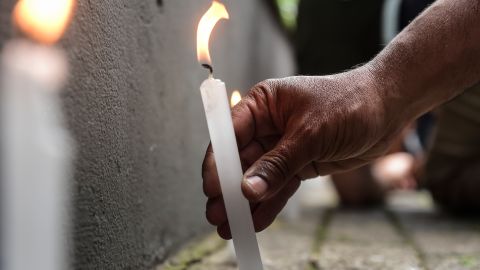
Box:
296 0 383 76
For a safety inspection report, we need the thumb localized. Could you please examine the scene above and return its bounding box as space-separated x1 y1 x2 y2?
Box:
241 137 309 202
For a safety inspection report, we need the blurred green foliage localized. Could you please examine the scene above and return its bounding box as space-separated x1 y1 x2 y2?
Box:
275 0 299 30
460 255 478 268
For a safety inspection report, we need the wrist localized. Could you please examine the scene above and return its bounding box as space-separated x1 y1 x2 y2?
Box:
342 62 417 144
362 59 419 131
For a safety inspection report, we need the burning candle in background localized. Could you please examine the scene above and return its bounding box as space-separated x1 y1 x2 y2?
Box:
197 2 263 270
230 90 242 108
1 1 75 270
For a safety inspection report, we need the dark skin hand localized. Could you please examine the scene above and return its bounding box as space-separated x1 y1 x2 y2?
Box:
203 0 480 239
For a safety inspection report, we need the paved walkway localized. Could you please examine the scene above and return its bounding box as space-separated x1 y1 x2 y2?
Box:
159 179 480 270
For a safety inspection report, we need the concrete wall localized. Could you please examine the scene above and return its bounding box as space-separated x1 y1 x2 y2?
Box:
0 0 294 269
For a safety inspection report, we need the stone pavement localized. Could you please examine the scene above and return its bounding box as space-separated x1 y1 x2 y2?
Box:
158 179 480 270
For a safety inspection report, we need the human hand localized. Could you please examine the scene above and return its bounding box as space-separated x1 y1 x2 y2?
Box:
202 67 410 239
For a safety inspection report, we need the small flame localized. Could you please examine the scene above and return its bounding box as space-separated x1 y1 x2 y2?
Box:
230 90 241 107
196 1 229 66
13 0 75 44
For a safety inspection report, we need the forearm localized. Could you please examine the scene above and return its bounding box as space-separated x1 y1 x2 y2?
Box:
368 0 480 124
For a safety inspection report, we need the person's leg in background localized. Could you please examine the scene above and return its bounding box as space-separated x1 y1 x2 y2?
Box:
423 84 480 212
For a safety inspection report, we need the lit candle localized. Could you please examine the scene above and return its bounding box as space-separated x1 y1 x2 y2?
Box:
1 1 75 270
230 90 242 108
197 2 263 270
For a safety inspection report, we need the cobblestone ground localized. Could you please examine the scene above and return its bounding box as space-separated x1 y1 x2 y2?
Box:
158 179 480 270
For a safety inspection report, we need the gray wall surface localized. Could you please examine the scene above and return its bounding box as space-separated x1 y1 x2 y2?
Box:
0 0 294 269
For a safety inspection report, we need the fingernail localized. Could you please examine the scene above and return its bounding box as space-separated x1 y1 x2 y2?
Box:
245 176 268 198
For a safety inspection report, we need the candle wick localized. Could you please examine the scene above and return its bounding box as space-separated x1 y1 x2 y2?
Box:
201 63 213 75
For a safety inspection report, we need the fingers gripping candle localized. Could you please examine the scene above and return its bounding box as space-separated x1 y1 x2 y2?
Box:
197 2 263 270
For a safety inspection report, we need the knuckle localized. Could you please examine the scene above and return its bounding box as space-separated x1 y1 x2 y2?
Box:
201 159 209 179
257 79 276 89
202 180 211 197
205 210 215 225
251 79 277 98
202 149 214 175
205 201 222 225
259 151 290 184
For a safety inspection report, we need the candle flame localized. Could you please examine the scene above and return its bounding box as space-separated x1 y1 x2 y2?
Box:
13 0 75 44
197 1 229 66
230 90 241 107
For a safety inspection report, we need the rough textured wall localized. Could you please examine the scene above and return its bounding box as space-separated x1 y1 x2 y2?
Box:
0 0 294 269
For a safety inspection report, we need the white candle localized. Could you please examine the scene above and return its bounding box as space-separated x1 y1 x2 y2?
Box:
1 1 75 270
1 40 72 270
200 77 263 270
197 3 263 269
